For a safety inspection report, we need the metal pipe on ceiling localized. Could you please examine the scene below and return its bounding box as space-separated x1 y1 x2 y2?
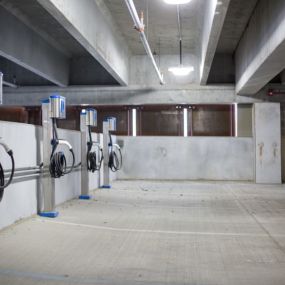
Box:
0 72 17 91
3 80 17 88
124 0 165 85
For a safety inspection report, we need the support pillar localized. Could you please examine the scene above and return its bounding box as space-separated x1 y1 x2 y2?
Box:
38 100 58 217
0 72 2 105
254 103 281 184
102 121 111 188
79 110 91 199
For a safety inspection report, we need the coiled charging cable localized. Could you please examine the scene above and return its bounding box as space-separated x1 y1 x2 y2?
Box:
0 140 15 202
49 119 75 178
87 126 103 172
108 133 122 172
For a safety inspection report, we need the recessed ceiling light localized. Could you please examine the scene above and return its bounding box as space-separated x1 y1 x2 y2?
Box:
168 66 194 76
164 0 192 5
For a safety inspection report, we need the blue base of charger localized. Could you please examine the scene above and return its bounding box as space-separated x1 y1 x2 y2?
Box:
101 185 111 189
38 211 59 218
79 195 92 200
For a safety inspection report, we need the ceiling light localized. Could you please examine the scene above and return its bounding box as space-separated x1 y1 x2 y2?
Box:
168 66 194 76
164 0 192 4
168 5 194 77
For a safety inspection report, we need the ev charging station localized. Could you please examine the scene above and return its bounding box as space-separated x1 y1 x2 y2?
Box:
102 117 122 188
39 95 75 217
80 108 103 199
0 72 15 202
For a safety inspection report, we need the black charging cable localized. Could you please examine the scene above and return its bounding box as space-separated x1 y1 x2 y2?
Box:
108 132 122 172
86 126 103 172
0 143 15 202
49 118 75 178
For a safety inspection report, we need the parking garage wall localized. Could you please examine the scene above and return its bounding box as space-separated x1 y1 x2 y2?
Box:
117 136 254 181
0 121 107 230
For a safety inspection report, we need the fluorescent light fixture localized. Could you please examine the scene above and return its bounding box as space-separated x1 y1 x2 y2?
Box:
183 108 188 137
164 0 192 4
132 108 137 137
168 66 194 76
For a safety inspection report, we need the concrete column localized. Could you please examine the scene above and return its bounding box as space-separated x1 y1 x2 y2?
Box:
102 121 111 188
99 133 104 188
254 103 281 184
38 101 57 217
79 111 90 199
0 72 2 105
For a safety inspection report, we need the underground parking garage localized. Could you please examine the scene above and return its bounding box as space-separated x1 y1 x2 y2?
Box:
1 0 285 284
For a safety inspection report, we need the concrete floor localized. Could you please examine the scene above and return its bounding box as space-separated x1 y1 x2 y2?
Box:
1 180 285 285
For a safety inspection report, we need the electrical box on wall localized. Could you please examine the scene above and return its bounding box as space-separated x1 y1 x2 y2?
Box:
49 95 66 119
86 108 97 127
105 117 117 131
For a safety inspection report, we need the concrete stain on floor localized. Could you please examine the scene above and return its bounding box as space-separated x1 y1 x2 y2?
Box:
1 180 285 284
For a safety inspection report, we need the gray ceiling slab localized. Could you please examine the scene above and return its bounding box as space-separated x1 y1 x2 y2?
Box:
0 0 123 86
105 0 205 55
0 0 88 57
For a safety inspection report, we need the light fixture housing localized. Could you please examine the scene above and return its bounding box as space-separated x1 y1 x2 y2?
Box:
168 66 194 76
164 0 192 4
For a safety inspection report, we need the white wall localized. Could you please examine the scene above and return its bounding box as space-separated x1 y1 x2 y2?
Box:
117 136 254 181
0 122 39 229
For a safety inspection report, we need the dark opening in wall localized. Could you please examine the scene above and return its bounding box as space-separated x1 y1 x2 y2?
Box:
0 104 236 137
137 105 183 136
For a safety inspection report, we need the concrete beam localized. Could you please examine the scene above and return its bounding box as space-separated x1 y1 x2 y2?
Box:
236 0 285 95
37 0 129 86
200 0 230 85
0 6 69 87
281 70 285 85
3 85 260 106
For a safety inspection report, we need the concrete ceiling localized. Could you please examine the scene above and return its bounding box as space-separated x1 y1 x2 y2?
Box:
216 0 258 54
207 0 259 84
0 0 261 87
0 0 87 57
105 0 205 55
0 0 120 86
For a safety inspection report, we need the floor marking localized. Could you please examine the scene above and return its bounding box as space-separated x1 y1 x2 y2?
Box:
0 268 97 284
0 268 185 285
35 218 285 238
